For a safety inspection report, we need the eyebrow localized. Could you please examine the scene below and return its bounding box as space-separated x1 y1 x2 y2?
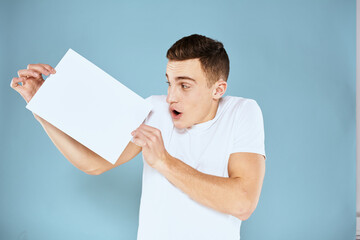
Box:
165 73 197 82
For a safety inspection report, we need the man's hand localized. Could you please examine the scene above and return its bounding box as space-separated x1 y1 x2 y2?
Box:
10 63 56 104
131 124 169 169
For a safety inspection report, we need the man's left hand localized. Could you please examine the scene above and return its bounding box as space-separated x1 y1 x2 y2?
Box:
131 124 170 169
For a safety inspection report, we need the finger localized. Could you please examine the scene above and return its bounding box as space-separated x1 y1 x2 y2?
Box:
39 64 56 74
139 124 160 134
18 69 42 78
10 77 26 88
132 138 145 147
133 130 151 146
26 64 51 76
134 128 157 142
10 76 39 88
131 135 146 147
137 125 162 139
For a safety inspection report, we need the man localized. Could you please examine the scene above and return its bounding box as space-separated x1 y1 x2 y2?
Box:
10 34 266 240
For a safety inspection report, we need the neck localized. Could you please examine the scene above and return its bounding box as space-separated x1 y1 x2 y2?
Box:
197 98 220 124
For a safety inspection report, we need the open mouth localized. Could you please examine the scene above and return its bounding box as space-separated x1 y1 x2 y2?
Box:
173 109 181 115
171 109 183 119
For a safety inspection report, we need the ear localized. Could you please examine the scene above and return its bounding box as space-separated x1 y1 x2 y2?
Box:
212 79 227 99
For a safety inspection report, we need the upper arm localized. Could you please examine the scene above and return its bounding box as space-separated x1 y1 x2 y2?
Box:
228 152 266 218
99 140 142 174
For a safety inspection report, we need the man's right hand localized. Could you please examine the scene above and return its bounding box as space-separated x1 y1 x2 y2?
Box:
10 63 56 104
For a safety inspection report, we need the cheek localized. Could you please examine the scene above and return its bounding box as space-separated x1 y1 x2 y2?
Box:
185 102 200 119
183 90 206 114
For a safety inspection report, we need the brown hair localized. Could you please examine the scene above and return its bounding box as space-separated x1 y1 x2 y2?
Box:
166 34 230 88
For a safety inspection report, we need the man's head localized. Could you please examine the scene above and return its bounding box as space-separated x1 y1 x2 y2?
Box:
165 34 229 129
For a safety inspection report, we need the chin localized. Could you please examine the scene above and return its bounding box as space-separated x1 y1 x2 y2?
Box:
173 121 188 130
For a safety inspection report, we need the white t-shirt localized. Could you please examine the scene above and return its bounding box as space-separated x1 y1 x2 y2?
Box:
136 95 266 240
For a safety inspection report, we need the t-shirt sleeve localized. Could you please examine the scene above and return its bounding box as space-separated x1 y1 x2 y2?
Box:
229 99 266 160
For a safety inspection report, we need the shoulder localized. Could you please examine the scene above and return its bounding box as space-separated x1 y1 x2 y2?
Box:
223 96 262 115
223 96 264 131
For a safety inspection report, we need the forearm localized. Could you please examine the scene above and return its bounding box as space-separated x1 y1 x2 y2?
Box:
157 155 250 218
34 113 109 175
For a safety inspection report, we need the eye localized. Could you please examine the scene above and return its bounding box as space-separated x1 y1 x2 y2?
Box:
181 84 189 89
165 81 189 89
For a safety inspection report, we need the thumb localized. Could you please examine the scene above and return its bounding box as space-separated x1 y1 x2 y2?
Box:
10 77 25 90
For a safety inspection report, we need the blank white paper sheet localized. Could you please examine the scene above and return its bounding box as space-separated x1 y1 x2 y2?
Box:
26 48 153 164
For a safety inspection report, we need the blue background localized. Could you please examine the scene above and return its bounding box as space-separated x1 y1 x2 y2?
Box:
0 0 356 239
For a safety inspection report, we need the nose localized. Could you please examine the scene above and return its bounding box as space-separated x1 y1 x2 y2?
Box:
166 85 178 104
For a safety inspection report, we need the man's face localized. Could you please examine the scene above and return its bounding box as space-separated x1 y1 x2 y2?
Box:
165 58 225 129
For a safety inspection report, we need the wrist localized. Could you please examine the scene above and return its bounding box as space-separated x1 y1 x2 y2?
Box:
33 113 40 121
155 152 172 174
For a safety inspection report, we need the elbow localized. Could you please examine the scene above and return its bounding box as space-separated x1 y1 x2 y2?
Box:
84 167 103 175
233 199 255 221
234 209 253 221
